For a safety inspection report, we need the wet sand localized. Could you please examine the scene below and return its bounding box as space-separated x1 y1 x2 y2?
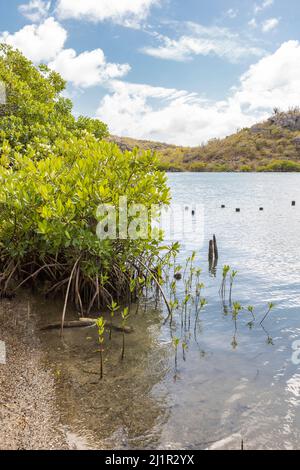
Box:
0 297 69 450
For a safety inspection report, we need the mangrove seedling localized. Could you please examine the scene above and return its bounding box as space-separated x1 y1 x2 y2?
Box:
173 337 180 372
183 255 192 279
95 316 106 380
247 305 255 329
196 282 205 299
229 270 238 305
182 341 188 362
107 300 120 340
220 265 230 300
247 305 255 320
194 298 207 336
232 301 242 319
260 302 276 325
231 302 242 350
195 297 207 319
168 299 179 326
196 267 202 276
164 280 178 325
182 293 191 312
121 307 130 360
170 280 177 297
195 268 202 283
182 293 191 330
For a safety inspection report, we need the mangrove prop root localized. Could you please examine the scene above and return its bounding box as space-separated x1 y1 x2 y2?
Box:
61 257 81 337
131 258 172 317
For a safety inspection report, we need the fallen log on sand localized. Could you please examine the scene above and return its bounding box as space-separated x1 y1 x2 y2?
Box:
40 318 133 334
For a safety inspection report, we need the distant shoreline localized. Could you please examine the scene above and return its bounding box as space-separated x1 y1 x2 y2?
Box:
110 111 300 173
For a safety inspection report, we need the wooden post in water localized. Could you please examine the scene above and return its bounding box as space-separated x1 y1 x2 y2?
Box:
209 236 219 276
213 235 218 260
208 240 214 262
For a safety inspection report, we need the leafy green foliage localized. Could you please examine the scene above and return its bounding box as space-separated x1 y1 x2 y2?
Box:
0 45 170 309
0 44 109 162
96 317 106 345
108 300 119 339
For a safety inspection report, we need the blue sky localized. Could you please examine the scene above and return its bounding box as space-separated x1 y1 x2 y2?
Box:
0 0 300 145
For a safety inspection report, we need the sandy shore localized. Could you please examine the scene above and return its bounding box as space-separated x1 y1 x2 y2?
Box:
0 297 70 450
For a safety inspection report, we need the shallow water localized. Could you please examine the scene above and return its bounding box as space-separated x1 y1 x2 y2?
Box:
38 173 300 450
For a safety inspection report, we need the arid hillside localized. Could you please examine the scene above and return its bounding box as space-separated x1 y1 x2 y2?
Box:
109 109 300 172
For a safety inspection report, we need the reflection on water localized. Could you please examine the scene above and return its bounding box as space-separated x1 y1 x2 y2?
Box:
36 297 171 449
38 173 300 449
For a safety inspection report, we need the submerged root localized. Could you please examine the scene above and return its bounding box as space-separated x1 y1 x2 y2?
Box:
0 250 165 334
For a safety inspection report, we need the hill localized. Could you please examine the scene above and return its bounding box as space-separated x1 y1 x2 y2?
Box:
109 109 300 172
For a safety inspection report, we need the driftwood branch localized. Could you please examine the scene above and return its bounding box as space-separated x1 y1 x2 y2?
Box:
41 318 133 334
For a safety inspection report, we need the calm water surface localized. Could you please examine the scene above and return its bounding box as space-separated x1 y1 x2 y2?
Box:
38 173 300 450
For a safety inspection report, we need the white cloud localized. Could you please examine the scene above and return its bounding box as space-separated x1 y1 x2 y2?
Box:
19 0 51 23
248 18 258 28
96 80 259 146
254 0 274 15
235 40 300 111
262 17 280 33
226 9 238 19
97 41 300 146
142 23 265 63
0 17 129 88
0 17 66 62
48 48 130 87
56 0 160 27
